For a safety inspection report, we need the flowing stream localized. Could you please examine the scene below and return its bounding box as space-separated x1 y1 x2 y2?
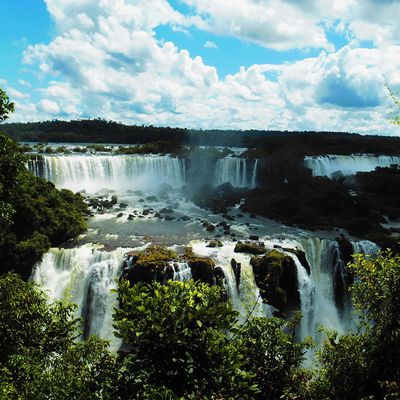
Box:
29 150 379 349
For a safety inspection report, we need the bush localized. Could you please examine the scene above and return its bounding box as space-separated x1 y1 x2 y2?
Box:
113 279 255 399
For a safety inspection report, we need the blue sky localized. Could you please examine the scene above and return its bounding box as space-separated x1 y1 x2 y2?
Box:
1 0 400 135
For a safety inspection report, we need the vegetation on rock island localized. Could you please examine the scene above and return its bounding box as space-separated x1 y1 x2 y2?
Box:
0 89 88 278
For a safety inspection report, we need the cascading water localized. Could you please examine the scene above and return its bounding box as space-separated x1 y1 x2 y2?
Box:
32 244 127 350
172 261 192 282
304 154 400 178
297 238 353 340
28 154 186 192
352 240 380 256
214 157 258 188
191 241 271 319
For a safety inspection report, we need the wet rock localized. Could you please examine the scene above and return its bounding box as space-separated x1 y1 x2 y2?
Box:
121 246 177 286
146 196 158 202
127 214 134 220
223 214 235 221
159 207 174 214
138 199 145 203
231 258 241 290
217 221 230 230
234 241 266 255
181 215 190 221
117 212 123 218
202 221 215 232
142 209 151 216
207 239 223 248
119 202 128 208
250 249 300 313
111 195 118 205
249 235 259 241
164 215 176 221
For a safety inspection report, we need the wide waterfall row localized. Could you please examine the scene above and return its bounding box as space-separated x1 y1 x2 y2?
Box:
32 238 378 347
214 157 258 188
304 154 400 178
28 154 259 191
27 154 186 192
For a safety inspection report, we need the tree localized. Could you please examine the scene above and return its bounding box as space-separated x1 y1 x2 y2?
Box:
313 250 400 399
236 315 311 400
0 86 88 277
113 279 255 399
0 273 116 400
0 87 14 122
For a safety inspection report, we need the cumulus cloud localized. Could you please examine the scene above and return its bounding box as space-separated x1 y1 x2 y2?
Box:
39 99 60 115
181 0 332 51
4 0 399 136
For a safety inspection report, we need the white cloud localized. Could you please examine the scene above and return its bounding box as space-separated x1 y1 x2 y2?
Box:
39 99 60 115
5 0 399 136
203 40 217 49
181 0 332 51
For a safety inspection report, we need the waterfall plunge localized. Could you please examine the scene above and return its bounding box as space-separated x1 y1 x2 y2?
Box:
214 157 258 188
304 154 400 178
28 154 186 192
32 244 127 350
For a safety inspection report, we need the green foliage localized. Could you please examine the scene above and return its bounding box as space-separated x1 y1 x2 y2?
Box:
0 273 115 400
0 88 87 277
0 273 77 363
0 168 88 277
237 315 310 400
0 87 14 122
113 279 254 399
313 251 400 400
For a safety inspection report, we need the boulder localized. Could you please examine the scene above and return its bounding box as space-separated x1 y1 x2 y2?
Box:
231 258 241 290
207 239 223 248
159 207 174 214
234 241 266 255
121 245 177 286
250 249 299 313
183 247 216 285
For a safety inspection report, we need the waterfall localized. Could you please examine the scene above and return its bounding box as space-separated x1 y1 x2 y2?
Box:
352 240 380 256
172 261 192 282
297 238 352 340
28 154 186 192
295 237 379 342
214 157 258 188
32 244 127 350
290 253 315 341
190 241 271 319
304 154 400 177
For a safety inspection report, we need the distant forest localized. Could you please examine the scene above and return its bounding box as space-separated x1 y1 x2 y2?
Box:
3 119 400 156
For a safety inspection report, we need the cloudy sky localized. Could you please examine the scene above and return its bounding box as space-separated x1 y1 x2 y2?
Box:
1 0 400 135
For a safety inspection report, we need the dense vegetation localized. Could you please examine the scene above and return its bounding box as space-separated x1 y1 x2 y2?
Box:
4 118 400 155
1 249 399 399
0 91 88 278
